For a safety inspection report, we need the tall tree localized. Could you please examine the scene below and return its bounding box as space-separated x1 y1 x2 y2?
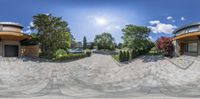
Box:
122 24 151 51
83 36 87 49
32 14 71 57
94 32 115 50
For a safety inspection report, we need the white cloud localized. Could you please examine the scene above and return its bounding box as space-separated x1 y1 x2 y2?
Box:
114 25 121 30
149 36 154 41
30 21 34 27
181 17 185 21
24 29 32 34
149 20 160 25
167 16 173 20
105 25 121 31
148 20 177 34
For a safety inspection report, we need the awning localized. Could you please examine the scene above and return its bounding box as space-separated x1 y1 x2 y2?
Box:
0 31 31 41
173 32 200 40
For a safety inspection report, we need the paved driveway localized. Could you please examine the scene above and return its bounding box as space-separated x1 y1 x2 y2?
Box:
0 54 200 98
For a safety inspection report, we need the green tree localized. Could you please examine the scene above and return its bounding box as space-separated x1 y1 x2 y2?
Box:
32 14 71 57
21 33 39 46
122 24 153 58
83 36 87 50
117 43 123 49
122 24 151 51
94 32 115 50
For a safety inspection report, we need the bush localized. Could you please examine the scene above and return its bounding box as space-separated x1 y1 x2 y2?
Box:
85 49 92 57
122 51 126 61
55 53 87 61
156 37 174 57
119 51 123 62
127 51 130 61
39 52 51 59
131 50 136 59
54 49 92 61
54 49 67 58
124 51 127 61
117 50 130 62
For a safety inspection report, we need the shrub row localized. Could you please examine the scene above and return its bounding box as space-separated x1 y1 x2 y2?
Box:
55 53 89 61
53 49 92 61
119 50 130 62
117 48 152 62
131 49 149 59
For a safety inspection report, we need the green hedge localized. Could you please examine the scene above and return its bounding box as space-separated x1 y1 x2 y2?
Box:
54 49 92 61
118 50 130 62
54 53 87 60
84 49 92 56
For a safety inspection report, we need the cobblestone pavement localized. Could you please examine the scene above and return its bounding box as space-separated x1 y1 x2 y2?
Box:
0 54 200 98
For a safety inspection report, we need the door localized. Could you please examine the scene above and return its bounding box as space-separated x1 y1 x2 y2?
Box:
4 45 19 57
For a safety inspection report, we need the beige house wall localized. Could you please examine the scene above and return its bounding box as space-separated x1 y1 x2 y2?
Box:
21 45 40 57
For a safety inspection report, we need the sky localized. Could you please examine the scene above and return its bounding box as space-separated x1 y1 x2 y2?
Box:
0 0 199 43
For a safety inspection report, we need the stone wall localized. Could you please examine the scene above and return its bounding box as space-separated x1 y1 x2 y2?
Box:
21 45 40 57
172 40 180 57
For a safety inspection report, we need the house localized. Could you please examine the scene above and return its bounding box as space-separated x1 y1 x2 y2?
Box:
86 42 94 49
173 22 200 56
0 22 31 57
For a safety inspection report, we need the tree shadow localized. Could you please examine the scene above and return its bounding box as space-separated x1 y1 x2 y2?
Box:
93 50 118 55
18 56 89 63
142 55 165 63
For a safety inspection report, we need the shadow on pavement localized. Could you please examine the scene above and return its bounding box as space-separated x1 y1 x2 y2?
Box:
142 55 165 62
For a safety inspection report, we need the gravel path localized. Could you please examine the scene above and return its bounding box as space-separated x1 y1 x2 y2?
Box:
0 54 200 98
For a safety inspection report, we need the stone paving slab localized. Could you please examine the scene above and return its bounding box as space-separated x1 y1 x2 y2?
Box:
0 54 200 98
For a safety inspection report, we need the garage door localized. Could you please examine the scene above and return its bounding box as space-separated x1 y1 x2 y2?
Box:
4 45 19 57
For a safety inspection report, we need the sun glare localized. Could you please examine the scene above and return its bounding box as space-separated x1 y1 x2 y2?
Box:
95 17 107 25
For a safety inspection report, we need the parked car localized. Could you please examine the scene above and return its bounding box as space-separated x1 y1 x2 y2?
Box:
68 48 84 54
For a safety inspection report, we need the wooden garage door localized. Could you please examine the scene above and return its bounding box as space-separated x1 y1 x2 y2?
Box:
4 45 19 57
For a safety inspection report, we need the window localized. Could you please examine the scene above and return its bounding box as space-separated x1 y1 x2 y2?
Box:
186 26 199 33
176 26 199 36
176 30 185 36
187 43 198 53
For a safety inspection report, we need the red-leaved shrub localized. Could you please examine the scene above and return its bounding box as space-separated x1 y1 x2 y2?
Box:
156 37 174 57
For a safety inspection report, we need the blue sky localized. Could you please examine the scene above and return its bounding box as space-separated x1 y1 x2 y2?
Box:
0 0 199 43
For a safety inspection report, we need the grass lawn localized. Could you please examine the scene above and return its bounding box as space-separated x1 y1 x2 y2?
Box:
112 54 120 62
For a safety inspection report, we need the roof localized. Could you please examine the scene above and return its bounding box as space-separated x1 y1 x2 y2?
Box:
0 22 23 28
173 22 200 34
